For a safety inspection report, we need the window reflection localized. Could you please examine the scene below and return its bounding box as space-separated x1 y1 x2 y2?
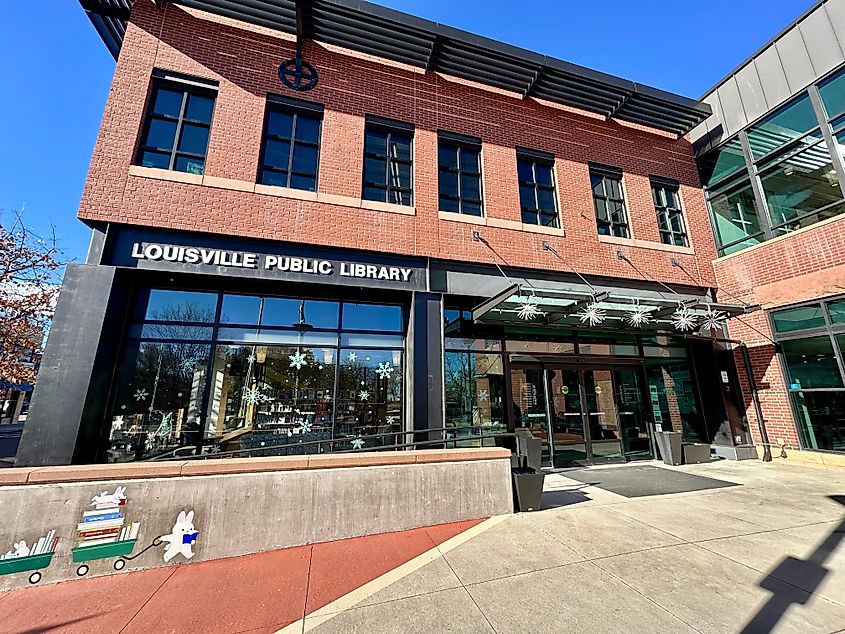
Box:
444 351 505 447
708 178 764 252
781 336 843 389
746 94 818 160
645 360 703 443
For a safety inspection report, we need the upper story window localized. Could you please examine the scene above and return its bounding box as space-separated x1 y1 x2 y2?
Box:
746 93 819 161
137 71 218 175
652 179 688 247
517 149 559 227
819 66 845 121
590 165 629 238
438 132 483 216
259 96 322 191
362 117 413 206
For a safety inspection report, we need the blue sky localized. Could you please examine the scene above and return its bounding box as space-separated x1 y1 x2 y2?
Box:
1 0 814 265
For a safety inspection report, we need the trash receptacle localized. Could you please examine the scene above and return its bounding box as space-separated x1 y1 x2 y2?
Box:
683 443 711 464
515 428 542 473
512 466 545 512
655 431 682 465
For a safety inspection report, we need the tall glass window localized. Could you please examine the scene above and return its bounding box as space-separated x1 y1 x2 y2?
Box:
652 180 688 246
590 166 629 238
746 93 819 160
771 296 845 453
707 177 764 254
698 139 746 188
517 151 559 227
136 74 217 175
258 98 322 191
362 119 413 206
444 338 505 447
819 67 845 120
438 134 483 216
106 291 406 462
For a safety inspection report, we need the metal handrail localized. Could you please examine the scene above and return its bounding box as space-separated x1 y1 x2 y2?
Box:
146 424 514 461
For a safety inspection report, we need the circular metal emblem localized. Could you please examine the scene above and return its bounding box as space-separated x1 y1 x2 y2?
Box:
278 58 318 91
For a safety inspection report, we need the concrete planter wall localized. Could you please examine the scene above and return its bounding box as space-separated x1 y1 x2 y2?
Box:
0 449 512 591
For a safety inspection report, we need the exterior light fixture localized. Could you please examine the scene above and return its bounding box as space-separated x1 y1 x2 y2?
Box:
624 299 652 328
575 301 607 327
671 303 698 332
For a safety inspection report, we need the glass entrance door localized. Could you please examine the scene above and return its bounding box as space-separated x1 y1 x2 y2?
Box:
510 363 654 467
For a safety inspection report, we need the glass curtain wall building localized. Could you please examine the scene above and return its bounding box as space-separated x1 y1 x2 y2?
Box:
700 65 845 256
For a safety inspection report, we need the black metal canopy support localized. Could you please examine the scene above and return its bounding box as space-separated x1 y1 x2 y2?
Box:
79 0 711 134
470 283 520 322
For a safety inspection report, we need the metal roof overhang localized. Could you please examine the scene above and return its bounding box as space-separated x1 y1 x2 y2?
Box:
470 284 757 333
79 0 711 136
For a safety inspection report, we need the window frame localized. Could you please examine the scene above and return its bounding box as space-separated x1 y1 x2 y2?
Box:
257 95 324 191
362 116 415 206
651 177 688 247
517 148 560 228
590 165 630 238
136 71 218 175
438 132 484 216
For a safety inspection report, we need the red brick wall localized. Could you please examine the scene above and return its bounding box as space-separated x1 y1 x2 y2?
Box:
715 216 845 448
79 2 718 289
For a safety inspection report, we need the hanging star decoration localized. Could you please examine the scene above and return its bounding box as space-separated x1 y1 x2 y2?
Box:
289 350 308 370
477 389 489 402
375 362 394 379
700 305 727 333
575 302 607 327
242 386 267 405
347 352 357 362
297 420 313 434
351 437 366 450
359 390 370 401
517 296 544 321
133 388 148 402
624 302 652 328
671 306 698 332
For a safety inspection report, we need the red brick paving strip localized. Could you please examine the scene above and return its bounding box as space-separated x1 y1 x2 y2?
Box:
0 519 485 634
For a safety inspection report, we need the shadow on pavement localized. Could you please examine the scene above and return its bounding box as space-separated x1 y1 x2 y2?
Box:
740 495 845 633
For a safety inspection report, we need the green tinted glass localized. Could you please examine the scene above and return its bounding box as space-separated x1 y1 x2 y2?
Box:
747 94 818 160
781 336 843 389
819 67 845 120
772 304 826 333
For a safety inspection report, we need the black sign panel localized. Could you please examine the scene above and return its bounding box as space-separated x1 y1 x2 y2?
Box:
106 227 427 291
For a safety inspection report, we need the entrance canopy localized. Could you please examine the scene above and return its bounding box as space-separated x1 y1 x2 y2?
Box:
471 283 756 334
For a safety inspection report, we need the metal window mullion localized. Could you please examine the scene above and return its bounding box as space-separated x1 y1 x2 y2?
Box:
286 114 299 188
169 90 190 171
456 148 464 214
739 130 774 239
821 301 845 386
809 85 845 202
531 162 540 221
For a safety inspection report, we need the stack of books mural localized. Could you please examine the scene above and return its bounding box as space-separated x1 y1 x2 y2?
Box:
72 486 141 572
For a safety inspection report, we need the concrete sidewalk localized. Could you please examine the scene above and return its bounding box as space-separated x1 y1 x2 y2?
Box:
2 460 845 633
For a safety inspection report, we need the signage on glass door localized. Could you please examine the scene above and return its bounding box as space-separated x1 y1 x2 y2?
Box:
130 242 416 283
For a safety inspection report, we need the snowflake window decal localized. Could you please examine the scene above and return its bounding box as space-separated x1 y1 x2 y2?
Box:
386 415 395 426
624 300 652 329
375 362 394 380
671 304 698 332
246 353 257 365
359 390 370 401
289 350 308 370
477 389 489 402
297 420 313 434
347 352 357 362
351 437 365 450
242 386 267 405
517 296 544 321
179 357 198 373
133 389 148 402
700 305 726 333
575 301 606 327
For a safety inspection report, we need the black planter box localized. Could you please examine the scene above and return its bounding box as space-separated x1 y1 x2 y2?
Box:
512 467 545 512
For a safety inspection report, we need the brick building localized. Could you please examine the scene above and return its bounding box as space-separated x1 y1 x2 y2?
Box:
691 0 845 462
17 0 755 466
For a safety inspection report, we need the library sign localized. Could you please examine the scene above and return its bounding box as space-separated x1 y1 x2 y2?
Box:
129 241 421 288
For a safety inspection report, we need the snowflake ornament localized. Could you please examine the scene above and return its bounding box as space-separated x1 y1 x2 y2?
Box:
133 389 148 402
246 353 256 365
242 386 266 405
375 362 394 379
386 416 395 425
477 389 489 402
700 306 726 333
671 306 698 332
351 437 365 450
575 302 607 327
517 297 544 321
624 303 652 328
347 352 357 362
297 420 313 434
359 390 370 401
289 351 308 370
179 357 197 373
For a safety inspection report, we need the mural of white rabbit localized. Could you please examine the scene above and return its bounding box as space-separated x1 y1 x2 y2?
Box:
91 485 127 509
161 510 199 563
2 540 30 559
